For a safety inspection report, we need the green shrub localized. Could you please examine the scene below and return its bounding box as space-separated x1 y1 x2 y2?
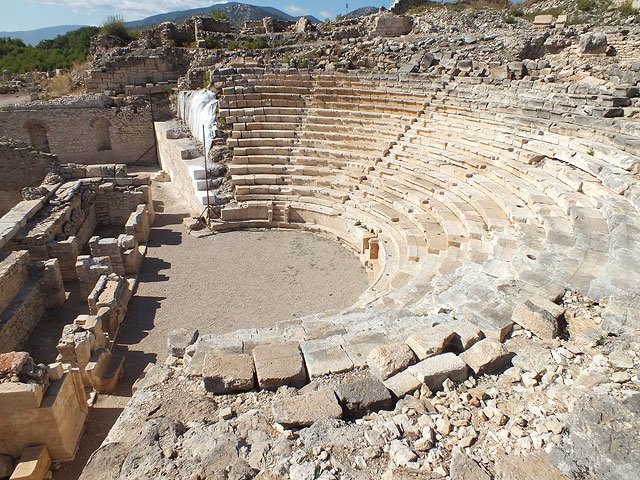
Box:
503 13 517 24
618 0 639 15
211 10 230 21
101 15 130 40
205 35 223 49
509 6 525 16
577 0 597 11
227 36 269 50
0 26 99 73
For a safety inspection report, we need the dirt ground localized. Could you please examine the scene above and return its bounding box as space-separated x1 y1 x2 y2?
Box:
0 93 31 107
53 180 370 479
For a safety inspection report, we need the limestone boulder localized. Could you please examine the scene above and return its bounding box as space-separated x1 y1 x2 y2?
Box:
335 378 393 418
460 338 511 375
579 33 608 55
272 389 342 428
406 324 456 360
366 343 417 380
450 449 491 480
550 392 640 480
408 353 468 391
202 353 255 394
252 342 307 389
512 301 559 339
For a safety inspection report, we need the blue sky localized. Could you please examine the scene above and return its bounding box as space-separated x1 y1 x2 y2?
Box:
0 0 390 31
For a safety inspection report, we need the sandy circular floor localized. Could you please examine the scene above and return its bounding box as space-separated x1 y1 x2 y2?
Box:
117 181 371 381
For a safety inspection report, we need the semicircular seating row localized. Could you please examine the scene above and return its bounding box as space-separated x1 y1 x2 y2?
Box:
212 69 640 334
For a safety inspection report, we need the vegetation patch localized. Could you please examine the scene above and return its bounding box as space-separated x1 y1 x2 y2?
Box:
0 27 98 73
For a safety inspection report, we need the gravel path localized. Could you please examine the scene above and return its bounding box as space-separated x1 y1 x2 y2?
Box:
55 180 370 479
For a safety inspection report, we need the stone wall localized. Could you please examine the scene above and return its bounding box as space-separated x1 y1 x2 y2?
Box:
85 47 192 94
0 141 56 216
0 371 88 461
0 95 157 166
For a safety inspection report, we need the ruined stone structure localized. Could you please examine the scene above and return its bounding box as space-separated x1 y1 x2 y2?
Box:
1 3 640 479
0 95 157 165
0 140 58 217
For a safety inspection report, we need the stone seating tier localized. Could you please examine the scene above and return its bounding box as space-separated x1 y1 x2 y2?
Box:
211 69 640 337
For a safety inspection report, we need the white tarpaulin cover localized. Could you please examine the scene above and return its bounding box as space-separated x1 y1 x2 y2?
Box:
177 89 218 150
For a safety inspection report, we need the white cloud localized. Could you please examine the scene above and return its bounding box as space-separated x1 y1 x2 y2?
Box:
284 5 307 16
318 10 333 20
29 0 226 21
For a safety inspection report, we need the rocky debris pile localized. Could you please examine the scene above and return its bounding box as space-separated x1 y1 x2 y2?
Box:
0 351 49 386
80 288 640 480
81 326 640 479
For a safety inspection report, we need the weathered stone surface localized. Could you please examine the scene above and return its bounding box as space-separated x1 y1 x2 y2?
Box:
459 338 511 375
579 33 608 55
450 449 491 480
550 393 640 480
366 343 417 380
507 336 555 376
167 327 199 358
496 450 569 480
408 353 468 391
186 335 243 376
272 389 342 428
202 353 255 394
335 378 393 418
448 320 484 350
512 301 559 339
405 324 456 360
301 343 353 378
383 369 422 398
252 342 307 389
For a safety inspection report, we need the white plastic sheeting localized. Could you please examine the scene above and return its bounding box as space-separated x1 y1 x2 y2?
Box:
177 89 218 150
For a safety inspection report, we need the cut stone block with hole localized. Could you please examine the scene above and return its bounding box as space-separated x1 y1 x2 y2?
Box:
272 389 342 428
335 378 393 418
512 301 559 339
408 352 468 391
460 338 511 375
406 324 456 360
202 353 255 394
252 341 307 389
366 343 417 380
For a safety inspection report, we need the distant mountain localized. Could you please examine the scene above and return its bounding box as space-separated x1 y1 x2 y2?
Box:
124 2 321 28
0 25 86 45
0 3 322 47
343 7 380 19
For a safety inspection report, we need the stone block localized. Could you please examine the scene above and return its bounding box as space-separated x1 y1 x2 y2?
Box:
512 301 559 339
579 33 608 55
0 383 43 413
366 343 417 380
272 389 342 428
9 445 50 480
448 320 484 350
450 449 491 480
408 353 468 391
459 338 511 375
202 353 255 394
167 328 199 358
252 342 307 389
405 325 456 360
335 378 393 418
383 369 422 398
301 343 353 378
185 335 243 376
